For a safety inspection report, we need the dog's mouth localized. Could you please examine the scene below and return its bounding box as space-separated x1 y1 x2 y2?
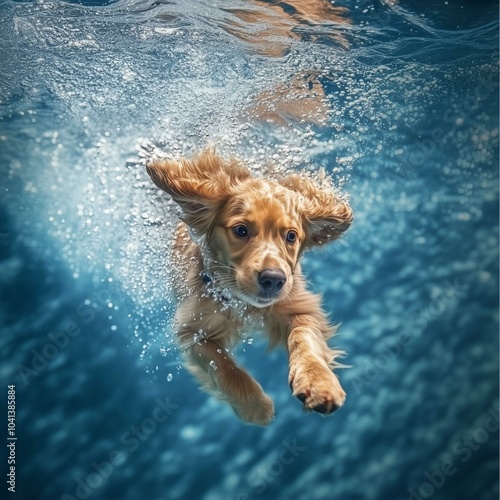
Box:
208 265 290 308
203 271 283 308
230 267 292 308
253 296 278 308
235 290 283 309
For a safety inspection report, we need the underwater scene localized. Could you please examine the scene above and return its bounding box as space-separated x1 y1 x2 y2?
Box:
0 0 498 499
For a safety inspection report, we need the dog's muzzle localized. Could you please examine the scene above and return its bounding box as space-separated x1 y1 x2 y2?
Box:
258 268 286 296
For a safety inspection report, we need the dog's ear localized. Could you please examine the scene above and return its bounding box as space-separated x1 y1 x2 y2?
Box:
279 174 353 246
146 150 250 233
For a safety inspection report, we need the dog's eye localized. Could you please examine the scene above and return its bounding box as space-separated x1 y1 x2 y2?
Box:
233 224 249 238
286 230 298 244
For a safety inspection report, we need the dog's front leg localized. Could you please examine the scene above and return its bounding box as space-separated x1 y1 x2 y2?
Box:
185 339 275 426
287 314 346 414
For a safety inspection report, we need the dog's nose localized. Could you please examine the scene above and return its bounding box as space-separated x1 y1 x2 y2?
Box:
259 269 286 294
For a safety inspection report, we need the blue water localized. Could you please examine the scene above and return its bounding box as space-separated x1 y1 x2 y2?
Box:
0 0 498 499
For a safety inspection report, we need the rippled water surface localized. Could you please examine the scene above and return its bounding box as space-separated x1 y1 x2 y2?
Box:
1 0 498 499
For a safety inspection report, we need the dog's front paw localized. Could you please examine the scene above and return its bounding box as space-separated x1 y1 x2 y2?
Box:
232 393 275 426
289 361 346 414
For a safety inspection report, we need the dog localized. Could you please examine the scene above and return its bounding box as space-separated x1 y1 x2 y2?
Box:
146 150 353 425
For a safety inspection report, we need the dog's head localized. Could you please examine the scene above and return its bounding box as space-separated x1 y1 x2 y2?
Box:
147 151 353 308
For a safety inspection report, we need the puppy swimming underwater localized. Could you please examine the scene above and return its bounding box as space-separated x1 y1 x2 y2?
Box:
146 150 353 425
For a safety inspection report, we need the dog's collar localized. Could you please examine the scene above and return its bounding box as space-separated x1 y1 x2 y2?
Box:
200 271 213 285
199 271 230 302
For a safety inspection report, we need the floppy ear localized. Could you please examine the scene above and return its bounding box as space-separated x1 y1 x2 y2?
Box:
146 150 250 233
279 174 353 246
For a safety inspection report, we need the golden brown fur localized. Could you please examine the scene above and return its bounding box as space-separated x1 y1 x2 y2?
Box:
146 150 353 425
224 0 350 125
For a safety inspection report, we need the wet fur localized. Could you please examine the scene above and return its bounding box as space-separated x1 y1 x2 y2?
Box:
146 150 353 425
